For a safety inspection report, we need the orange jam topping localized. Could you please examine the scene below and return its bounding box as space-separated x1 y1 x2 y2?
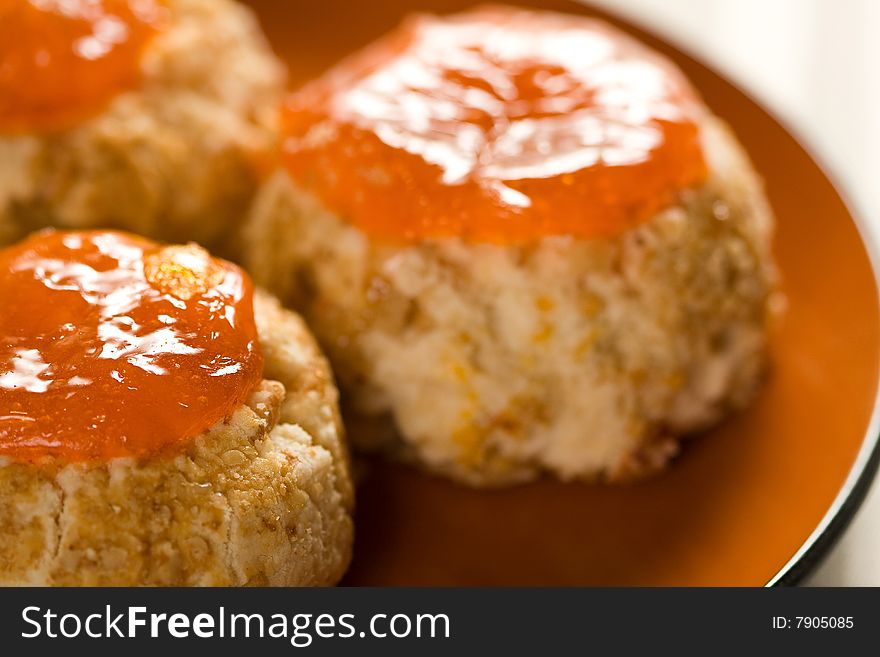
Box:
0 0 166 132
0 230 263 463
281 7 708 244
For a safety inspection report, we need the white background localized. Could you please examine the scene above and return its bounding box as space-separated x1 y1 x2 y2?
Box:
586 0 880 585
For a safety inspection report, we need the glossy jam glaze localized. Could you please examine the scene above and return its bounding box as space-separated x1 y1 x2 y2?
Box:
0 0 166 132
0 230 263 463
281 6 708 244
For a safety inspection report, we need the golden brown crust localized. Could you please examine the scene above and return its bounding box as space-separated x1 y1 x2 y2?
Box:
0 297 353 586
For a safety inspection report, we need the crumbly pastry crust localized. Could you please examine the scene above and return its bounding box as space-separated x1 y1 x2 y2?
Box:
0 0 285 252
244 117 776 486
0 292 353 586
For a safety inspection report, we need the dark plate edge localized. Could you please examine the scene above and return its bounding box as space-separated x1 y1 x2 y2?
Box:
757 94 880 587
768 423 880 586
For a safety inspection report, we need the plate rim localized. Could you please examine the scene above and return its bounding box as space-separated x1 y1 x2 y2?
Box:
760 121 880 587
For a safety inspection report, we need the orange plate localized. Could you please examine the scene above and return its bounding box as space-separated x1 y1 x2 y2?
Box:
245 0 880 586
